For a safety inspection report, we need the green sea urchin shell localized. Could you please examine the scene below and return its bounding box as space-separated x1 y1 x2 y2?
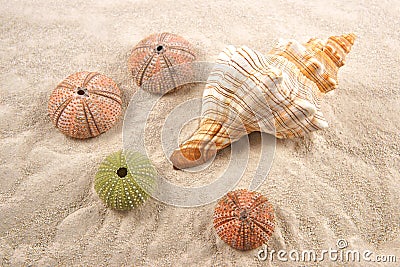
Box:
94 150 156 210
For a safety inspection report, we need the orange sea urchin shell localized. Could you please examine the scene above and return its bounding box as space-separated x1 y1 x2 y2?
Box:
128 32 196 94
48 71 122 139
213 189 275 251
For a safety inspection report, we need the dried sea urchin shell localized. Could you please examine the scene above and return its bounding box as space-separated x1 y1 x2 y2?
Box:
128 32 196 94
48 71 122 139
213 189 275 251
94 150 156 211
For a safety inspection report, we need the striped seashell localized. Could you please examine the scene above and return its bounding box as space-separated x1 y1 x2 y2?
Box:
48 71 122 139
213 189 275 251
170 34 356 169
94 150 156 211
128 32 196 94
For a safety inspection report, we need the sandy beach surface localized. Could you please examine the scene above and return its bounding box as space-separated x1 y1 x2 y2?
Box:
1 0 399 266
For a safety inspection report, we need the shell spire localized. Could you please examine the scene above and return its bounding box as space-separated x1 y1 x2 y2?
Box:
171 34 356 169
269 33 356 93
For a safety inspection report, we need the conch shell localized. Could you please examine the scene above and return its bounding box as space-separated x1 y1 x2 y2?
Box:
170 34 356 169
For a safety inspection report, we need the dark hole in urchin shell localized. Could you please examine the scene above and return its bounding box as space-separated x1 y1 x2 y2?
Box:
239 210 248 221
116 167 128 178
77 88 86 95
155 45 165 53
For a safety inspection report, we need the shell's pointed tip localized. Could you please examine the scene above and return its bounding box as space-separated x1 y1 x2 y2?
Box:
343 33 357 45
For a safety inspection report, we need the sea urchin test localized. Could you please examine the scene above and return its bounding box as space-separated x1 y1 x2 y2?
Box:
48 71 122 139
213 189 275 251
128 32 197 94
94 150 156 211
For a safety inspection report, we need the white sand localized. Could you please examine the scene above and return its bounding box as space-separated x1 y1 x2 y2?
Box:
1 0 399 266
